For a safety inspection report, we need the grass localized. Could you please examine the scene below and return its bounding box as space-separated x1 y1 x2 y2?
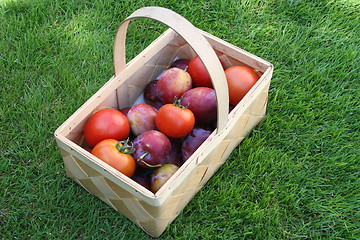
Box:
1 0 359 239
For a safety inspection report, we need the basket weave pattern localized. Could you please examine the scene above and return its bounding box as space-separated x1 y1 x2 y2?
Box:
55 7 273 238
59 83 269 237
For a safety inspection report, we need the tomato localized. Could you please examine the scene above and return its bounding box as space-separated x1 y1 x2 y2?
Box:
187 56 225 88
187 56 213 88
91 139 136 177
83 109 130 147
155 99 195 138
225 66 260 106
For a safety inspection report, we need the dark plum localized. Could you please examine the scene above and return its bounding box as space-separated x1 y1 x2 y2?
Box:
131 168 154 190
182 128 212 161
229 104 235 113
165 138 183 166
143 80 162 105
127 104 157 136
151 164 179 193
119 107 131 117
181 87 217 126
170 59 190 71
133 130 171 168
151 101 165 110
132 175 151 190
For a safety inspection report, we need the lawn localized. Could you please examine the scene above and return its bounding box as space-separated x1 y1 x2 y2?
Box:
1 0 359 239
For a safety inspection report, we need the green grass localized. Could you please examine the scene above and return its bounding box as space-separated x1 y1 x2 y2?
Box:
1 0 359 239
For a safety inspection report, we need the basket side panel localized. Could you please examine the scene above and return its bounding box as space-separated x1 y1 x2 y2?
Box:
225 82 270 142
61 150 167 237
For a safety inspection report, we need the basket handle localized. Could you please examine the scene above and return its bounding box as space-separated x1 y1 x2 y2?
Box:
113 6 229 132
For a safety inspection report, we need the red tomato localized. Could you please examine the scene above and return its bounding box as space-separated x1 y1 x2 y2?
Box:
187 56 225 88
187 56 212 88
84 109 130 147
91 139 136 177
155 100 195 138
225 66 260 105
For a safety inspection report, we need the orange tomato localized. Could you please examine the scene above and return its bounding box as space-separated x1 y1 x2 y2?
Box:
91 139 136 177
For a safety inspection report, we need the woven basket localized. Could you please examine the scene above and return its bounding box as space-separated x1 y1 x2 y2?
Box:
54 6 273 238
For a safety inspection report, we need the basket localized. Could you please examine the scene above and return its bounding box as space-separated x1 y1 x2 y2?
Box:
54 6 273 238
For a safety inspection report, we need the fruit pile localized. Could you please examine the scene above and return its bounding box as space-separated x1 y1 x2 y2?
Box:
82 56 260 193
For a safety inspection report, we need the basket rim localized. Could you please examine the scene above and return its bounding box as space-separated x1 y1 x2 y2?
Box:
54 27 274 207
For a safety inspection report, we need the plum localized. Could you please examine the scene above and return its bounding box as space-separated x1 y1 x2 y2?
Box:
132 174 151 190
132 130 171 168
165 138 183 166
119 107 131 117
181 87 217 126
127 104 157 136
157 68 192 103
131 168 154 190
151 164 179 193
143 80 164 109
144 80 161 104
170 58 190 71
182 128 212 161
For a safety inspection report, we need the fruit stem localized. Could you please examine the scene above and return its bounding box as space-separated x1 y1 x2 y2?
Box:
172 97 188 109
139 151 149 159
137 152 163 168
139 160 163 168
116 139 135 154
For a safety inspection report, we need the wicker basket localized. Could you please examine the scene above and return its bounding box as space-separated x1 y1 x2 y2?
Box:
54 6 273 238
